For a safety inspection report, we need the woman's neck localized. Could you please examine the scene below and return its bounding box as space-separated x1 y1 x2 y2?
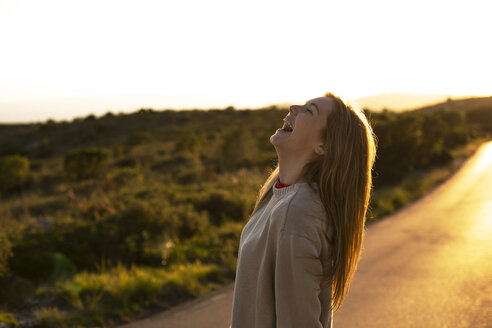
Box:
277 156 306 185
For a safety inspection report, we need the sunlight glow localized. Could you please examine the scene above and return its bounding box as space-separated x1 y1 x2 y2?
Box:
0 0 491 122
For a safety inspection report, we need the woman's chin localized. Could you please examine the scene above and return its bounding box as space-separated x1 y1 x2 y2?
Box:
270 129 292 146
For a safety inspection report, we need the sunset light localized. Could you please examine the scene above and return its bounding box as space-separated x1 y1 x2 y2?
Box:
0 0 491 122
1 2 491 326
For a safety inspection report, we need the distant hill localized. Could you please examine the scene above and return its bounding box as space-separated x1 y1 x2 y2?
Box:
411 95 492 113
271 93 492 112
350 93 492 112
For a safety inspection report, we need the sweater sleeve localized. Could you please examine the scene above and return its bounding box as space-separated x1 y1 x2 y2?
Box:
275 229 324 328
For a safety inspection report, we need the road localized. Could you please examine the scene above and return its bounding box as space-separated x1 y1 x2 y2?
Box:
120 140 492 328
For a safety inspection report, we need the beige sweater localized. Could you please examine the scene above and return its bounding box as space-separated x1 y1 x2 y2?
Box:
230 182 334 328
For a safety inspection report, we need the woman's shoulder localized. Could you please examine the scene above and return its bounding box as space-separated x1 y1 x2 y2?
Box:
280 182 327 241
289 182 324 215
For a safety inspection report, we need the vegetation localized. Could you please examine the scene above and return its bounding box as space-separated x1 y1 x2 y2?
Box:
0 312 18 328
0 97 490 327
0 155 32 194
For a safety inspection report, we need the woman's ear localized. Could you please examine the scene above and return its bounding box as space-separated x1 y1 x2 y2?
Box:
314 142 326 156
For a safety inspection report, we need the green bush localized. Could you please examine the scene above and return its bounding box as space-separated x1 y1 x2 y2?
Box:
194 189 251 226
0 312 18 328
9 198 215 279
372 109 472 186
64 147 110 180
165 222 242 277
0 154 32 194
151 153 205 184
166 204 210 240
174 131 201 153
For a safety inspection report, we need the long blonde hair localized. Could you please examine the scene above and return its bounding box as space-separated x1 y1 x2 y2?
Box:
249 92 377 312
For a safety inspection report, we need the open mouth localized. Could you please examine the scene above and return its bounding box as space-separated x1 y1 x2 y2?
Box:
281 119 294 132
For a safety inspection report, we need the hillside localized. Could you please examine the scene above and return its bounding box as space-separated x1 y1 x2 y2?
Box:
351 93 492 112
0 107 283 160
353 92 452 111
412 95 492 113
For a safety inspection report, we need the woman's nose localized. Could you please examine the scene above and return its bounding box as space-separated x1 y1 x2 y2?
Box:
289 105 299 115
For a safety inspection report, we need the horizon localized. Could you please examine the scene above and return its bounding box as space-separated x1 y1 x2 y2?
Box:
1 0 490 124
1 92 491 125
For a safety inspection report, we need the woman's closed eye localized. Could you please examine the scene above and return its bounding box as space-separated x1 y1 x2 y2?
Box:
303 103 314 114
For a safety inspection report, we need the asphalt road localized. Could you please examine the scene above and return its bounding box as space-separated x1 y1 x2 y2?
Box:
120 140 492 328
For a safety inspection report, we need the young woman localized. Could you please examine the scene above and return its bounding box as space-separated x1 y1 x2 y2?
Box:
230 92 377 328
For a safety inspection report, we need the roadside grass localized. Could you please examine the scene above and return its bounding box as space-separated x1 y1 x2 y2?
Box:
33 307 76 328
33 262 228 327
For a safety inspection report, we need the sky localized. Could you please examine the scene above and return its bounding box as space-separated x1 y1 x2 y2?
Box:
0 0 491 123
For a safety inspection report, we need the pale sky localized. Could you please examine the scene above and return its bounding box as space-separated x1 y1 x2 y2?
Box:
0 0 491 123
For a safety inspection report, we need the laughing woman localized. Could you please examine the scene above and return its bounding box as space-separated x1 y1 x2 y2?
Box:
230 93 377 328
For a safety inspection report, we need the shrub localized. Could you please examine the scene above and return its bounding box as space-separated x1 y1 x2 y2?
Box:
174 132 201 153
0 154 32 194
194 189 251 226
151 153 205 184
165 222 243 277
0 312 18 328
166 204 210 240
63 148 110 180
371 109 473 186
9 197 215 279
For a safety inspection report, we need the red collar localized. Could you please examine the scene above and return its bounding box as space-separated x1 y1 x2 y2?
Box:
275 178 291 188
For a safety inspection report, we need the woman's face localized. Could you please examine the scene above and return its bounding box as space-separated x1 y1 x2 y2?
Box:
270 96 333 160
